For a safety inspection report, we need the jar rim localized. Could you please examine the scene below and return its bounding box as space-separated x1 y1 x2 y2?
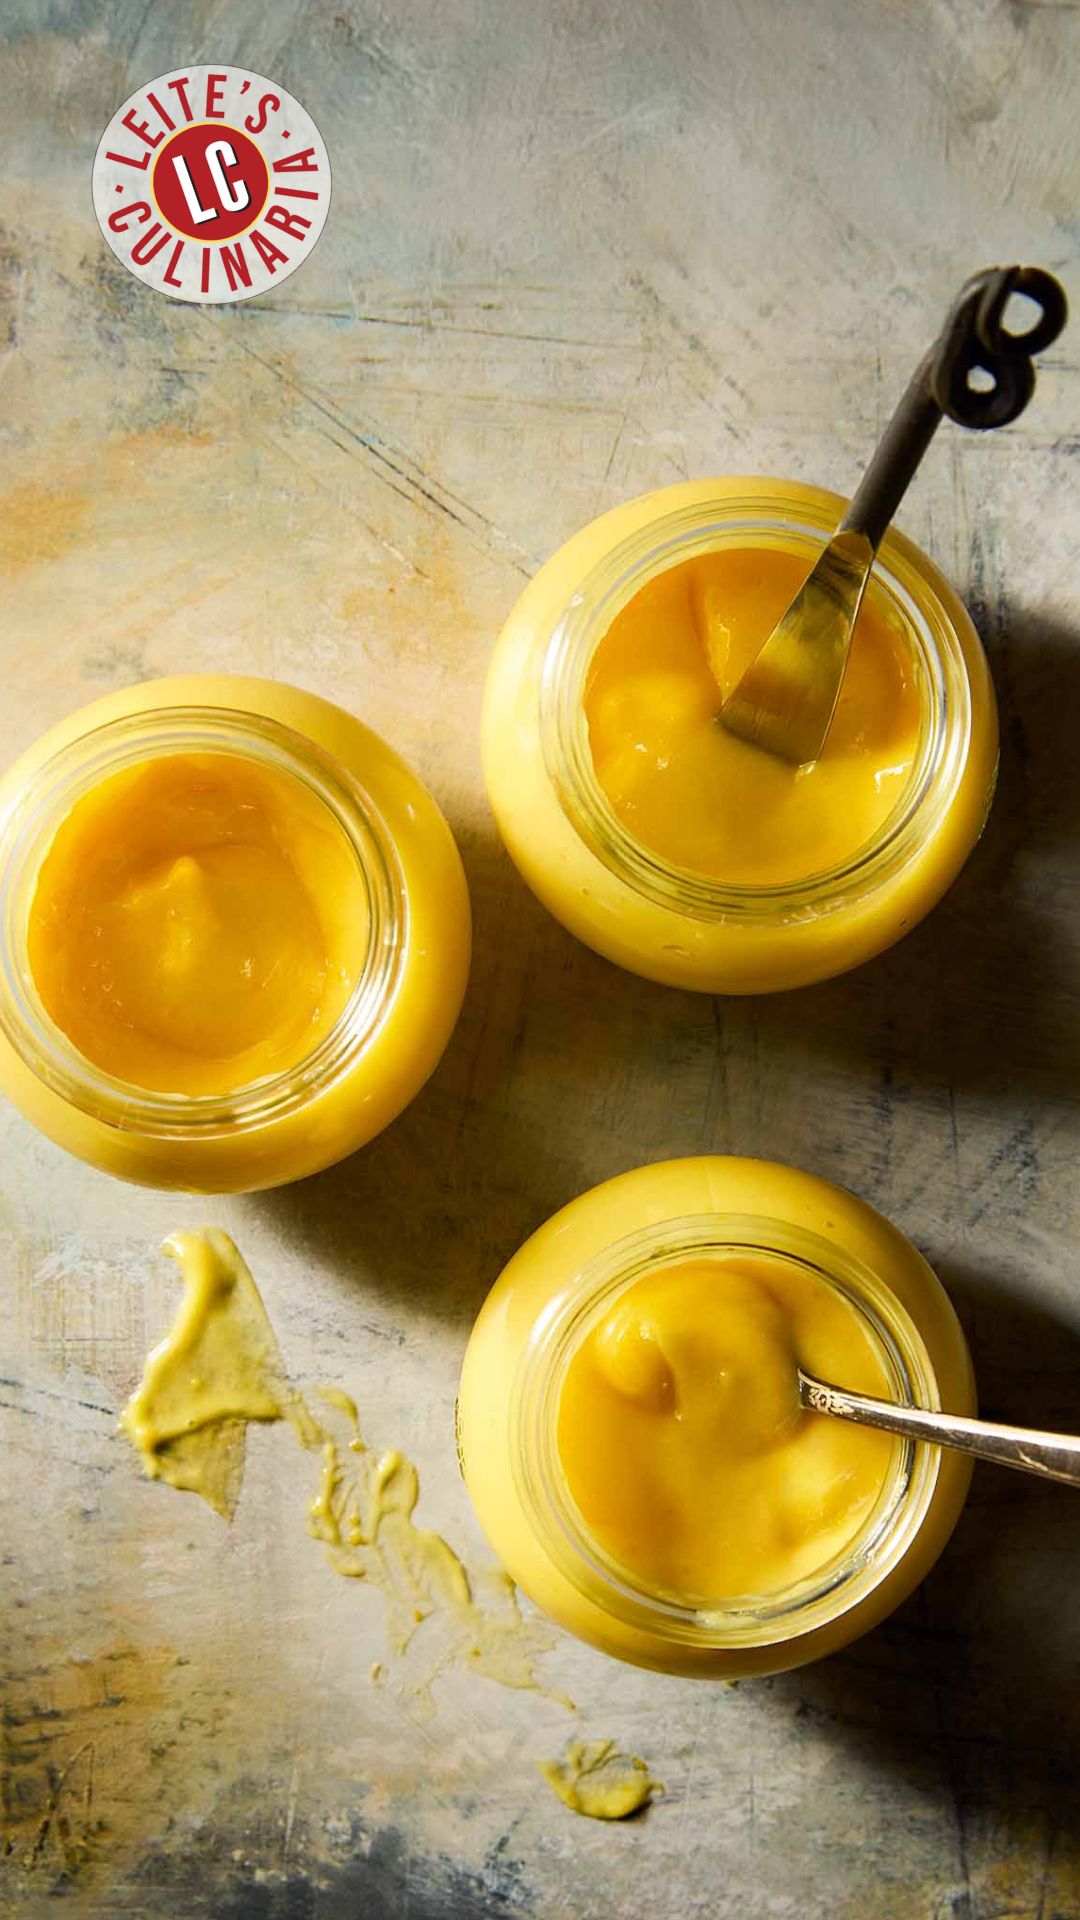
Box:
0 703 407 1136
539 486 973 923
511 1211 942 1650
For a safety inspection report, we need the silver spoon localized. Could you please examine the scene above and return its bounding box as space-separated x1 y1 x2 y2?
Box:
718 265 1068 765
799 1368 1080 1489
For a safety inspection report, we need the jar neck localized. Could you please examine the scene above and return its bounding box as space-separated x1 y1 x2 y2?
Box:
539 488 971 922
0 706 406 1136
511 1214 942 1651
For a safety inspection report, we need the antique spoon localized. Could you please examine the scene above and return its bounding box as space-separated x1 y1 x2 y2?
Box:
799 1368 1080 1488
718 265 1068 765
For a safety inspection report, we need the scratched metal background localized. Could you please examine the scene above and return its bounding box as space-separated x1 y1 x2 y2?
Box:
2 2 1080 1915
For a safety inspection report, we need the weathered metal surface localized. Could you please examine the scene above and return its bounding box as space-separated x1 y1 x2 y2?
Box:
2 2 1080 1914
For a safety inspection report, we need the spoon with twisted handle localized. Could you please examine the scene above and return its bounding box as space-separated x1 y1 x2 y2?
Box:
799 1368 1080 1488
720 265 1068 766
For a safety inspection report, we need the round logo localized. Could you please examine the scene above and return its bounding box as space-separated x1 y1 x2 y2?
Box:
92 66 331 304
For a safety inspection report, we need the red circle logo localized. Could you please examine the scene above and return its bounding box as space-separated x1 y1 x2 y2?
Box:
93 66 331 305
152 123 270 242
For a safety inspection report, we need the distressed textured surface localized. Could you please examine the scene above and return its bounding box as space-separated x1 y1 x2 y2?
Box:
3 2 1080 1916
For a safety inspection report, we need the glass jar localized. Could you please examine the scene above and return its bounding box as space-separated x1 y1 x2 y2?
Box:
483 478 999 992
0 676 470 1191
457 1156 974 1679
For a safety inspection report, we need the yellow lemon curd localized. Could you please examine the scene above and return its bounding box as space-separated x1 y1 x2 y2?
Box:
120 1230 555 1692
121 1229 657 1813
482 478 998 992
458 1156 976 1678
28 752 366 1096
0 676 471 1189
558 1255 894 1603
538 1739 663 1821
584 546 923 888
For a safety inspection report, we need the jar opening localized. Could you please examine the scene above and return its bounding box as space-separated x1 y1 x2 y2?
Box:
0 706 407 1136
512 1214 942 1650
540 490 972 922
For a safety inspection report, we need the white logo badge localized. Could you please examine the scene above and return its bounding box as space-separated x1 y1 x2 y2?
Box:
93 65 331 304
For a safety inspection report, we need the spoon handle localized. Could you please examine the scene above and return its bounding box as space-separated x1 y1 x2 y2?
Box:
798 1370 1080 1489
840 264 1067 550
838 360 940 551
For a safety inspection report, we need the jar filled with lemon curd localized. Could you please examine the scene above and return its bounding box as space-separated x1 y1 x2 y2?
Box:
483 478 998 993
458 1157 974 1679
0 676 470 1191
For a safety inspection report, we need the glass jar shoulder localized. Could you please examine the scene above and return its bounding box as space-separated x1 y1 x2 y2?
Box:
467 1157 970 1373
1 673 470 934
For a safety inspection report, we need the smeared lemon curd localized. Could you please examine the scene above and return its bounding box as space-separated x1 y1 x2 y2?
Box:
122 1232 659 1819
29 752 366 1095
538 1739 663 1820
119 1228 316 1517
558 1256 895 1604
122 1231 556 1691
584 546 923 887
117 1236 664 1820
